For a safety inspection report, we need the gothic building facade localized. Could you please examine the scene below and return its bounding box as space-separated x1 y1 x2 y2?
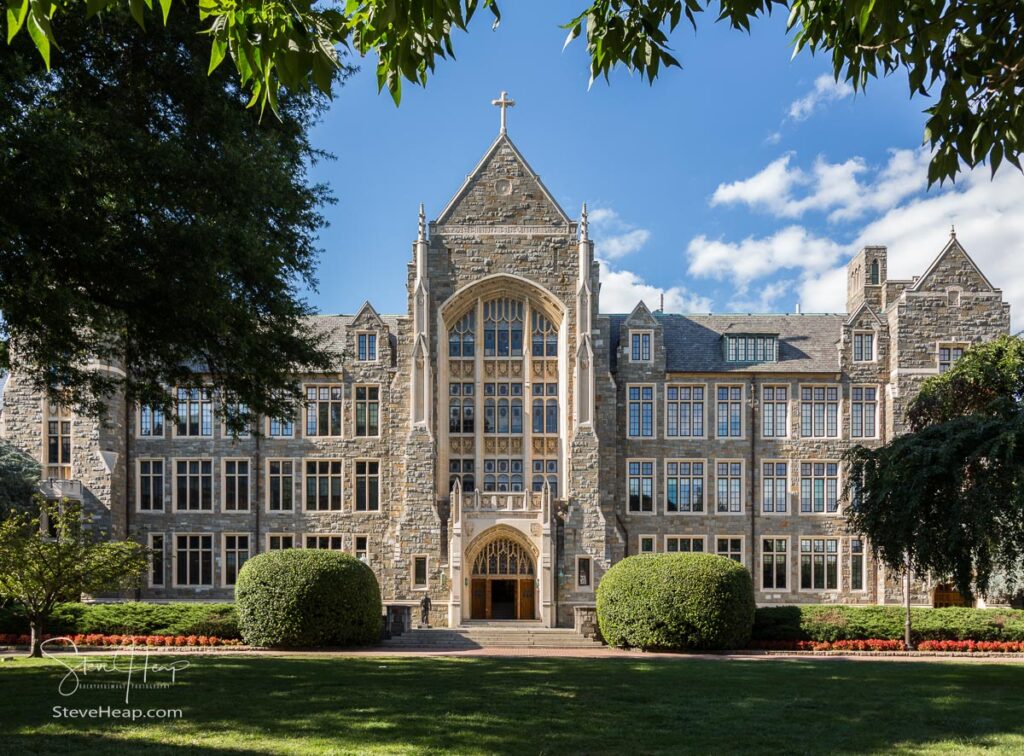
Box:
0 114 1012 627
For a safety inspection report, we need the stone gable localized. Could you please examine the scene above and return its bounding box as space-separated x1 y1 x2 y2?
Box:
435 136 571 228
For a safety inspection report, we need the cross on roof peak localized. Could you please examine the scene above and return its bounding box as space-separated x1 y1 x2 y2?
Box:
491 91 515 134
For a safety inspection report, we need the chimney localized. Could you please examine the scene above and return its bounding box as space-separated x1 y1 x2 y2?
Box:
795 303 801 315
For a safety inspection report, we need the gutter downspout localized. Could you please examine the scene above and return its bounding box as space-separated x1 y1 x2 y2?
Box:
749 373 757 577
126 384 138 600
254 431 262 555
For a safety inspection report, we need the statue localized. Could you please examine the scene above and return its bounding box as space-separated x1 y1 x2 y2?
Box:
419 594 432 627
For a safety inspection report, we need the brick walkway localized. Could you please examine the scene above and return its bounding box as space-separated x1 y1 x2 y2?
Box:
6 642 1024 663
8 645 1023 663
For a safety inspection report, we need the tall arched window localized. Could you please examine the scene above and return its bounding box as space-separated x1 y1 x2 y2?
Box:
869 259 880 285
531 382 558 434
531 312 558 357
483 298 523 357
443 289 563 501
448 310 476 357
449 383 474 434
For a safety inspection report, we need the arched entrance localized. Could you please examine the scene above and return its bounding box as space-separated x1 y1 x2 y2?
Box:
468 535 537 620
933 583 971 608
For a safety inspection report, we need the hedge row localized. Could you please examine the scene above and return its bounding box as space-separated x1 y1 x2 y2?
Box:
0 602 240 639
754 605 1024 642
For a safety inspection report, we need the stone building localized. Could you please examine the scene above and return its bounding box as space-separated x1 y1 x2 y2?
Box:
0 98 1012 626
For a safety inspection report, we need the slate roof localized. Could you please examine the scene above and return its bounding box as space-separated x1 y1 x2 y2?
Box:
306 314 401 366
175 314 402 374
607 313 844 373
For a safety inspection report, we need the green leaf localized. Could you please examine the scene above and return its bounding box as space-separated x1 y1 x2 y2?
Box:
6 0 29 43
128 0 145 30
208 36 227 74
26 10 51 69
562 21 581 52
990 142 1003 177
857 0 876 35
157 0 171 25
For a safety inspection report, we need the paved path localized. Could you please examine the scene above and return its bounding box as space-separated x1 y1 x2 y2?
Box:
8 645 1024 663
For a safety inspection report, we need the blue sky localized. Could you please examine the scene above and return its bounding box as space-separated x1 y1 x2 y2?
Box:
305 1 1024 329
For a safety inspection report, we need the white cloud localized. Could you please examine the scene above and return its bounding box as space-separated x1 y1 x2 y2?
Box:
588 206 652 260
797 166 1024 328
711 155 804 214
600 228 651 259
690 152 1024 328
598 261 712 314
728 280 796 313
710 149 930 223
788 75 854 121
764 131 782 145
589 206 711 313
587 207 619 226
687 225 844 289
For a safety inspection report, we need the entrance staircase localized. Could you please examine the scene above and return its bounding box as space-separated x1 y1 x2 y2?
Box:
379 622 604 651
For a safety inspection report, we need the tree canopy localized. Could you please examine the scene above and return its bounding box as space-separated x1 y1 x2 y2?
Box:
0 500 147 656
0 4 346 426
0 437 41 515
6 0 1023 184
845 335 1024 603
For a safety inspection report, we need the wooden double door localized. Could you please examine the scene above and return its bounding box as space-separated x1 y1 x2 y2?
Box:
470 578 536 620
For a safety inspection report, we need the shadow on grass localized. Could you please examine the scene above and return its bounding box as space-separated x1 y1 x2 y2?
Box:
2 656 1023 754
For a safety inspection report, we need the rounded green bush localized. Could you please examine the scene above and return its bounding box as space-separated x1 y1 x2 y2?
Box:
235 549 382 648
597 553 755 650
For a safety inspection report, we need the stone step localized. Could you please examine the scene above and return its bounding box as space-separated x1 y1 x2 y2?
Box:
380 626 604 650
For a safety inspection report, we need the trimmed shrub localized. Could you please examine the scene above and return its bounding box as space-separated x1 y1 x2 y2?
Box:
235 549 382 648
753 605 1024 643
0 602 239 638
597 553 755 650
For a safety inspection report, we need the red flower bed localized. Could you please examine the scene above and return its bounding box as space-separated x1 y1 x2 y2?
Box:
749 639 903 652
917 640 1024 653
0 633 242 648
750 638 1024 653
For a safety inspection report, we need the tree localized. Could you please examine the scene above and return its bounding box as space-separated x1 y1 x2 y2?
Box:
0 437 41 515
0 500 148 656
845 335 1024 648
0 4 347 428
5 1 1023 184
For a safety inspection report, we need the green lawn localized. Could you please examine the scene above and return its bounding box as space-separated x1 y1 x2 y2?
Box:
2 654 1023 754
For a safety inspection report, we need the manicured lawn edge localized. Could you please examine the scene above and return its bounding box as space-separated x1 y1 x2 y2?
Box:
4 640 1024 658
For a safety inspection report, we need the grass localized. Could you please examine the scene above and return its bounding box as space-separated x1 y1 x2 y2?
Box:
2 653 1024 754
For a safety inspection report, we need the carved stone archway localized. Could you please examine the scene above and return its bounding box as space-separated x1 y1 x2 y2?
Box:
464 524 539 569
439 273 566 329
463 525 540 621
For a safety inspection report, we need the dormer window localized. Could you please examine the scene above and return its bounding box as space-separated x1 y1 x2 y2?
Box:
725 335 778 363
357 332 377 361
630 331 652 362
853 332 875 362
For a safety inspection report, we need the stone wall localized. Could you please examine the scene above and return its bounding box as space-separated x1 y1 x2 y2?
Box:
0 137 1012 624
